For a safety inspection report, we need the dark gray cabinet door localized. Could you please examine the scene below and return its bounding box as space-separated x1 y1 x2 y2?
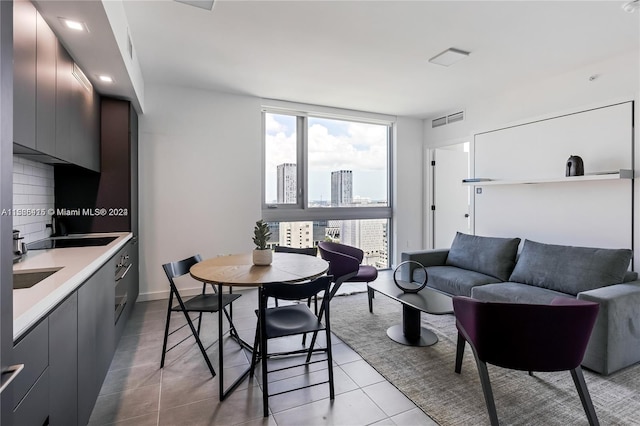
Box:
49 292 78 426
77 264 113 425
35 12 56 156
55 40 72 162
69 68 100 172
13 0 37 149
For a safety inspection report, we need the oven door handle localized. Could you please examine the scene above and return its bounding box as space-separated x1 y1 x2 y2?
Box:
115 264 132 282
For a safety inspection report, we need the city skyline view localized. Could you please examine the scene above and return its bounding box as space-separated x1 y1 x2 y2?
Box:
265 113 389 204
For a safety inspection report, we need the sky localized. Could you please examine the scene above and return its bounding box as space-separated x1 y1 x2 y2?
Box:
265 113 388 204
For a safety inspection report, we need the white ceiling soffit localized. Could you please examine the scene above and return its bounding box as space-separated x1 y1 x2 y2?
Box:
33 0 145 113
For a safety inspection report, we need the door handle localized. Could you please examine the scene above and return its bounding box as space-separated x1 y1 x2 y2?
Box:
0 364 25 395
464 214 470 218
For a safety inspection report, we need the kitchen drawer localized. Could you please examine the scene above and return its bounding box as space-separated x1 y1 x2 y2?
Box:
13 368 49 426
13 319 49 407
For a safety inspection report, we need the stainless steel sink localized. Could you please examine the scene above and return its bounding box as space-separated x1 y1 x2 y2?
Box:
13 267 63 289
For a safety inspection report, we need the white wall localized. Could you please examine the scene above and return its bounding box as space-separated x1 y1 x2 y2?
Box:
393 117 424 258
138 84 424 300
423 50 640 267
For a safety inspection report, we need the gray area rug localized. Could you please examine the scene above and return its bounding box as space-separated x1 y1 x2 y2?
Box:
330 292 640 426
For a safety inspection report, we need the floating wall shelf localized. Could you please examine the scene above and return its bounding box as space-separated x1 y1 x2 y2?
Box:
462 169 633 186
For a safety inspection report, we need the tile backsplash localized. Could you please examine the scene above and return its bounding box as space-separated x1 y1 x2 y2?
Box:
13 156 55 244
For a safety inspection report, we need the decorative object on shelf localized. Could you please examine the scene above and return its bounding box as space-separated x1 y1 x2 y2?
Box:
252 219 272 266
566 155 584 177
393 260 428 293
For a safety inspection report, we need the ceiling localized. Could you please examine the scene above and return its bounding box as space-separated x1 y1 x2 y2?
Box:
33 1 640 119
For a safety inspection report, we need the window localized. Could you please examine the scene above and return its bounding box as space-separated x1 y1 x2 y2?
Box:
263 108 393 268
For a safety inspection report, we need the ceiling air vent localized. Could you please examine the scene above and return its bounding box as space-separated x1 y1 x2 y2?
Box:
432 111 465 128
447 111 464 124
432 116 447 128
72 63 92 92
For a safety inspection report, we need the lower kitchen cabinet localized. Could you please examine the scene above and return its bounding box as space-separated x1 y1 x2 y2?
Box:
13 369 49 426
49 292 78 426
78 263 114 425
11 239 136 425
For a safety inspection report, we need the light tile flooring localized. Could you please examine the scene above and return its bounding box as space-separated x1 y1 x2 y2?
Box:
89 278 438 425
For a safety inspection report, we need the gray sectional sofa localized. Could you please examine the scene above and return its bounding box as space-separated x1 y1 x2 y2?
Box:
401 232 640 375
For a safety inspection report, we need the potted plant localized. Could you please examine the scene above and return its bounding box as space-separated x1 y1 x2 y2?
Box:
252 219 272 265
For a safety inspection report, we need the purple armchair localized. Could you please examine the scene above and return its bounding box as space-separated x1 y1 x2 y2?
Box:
453 296 600 426
317 241 378 301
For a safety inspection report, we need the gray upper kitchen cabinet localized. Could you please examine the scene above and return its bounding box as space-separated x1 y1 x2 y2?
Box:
54 39 72 162
13 0 37 149
35 11 56 156
13 0 100 171
48 292 78 426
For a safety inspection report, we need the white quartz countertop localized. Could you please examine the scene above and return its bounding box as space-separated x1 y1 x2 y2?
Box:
13 232 133 340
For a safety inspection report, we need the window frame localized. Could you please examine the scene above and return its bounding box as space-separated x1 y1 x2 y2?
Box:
261 107 394 224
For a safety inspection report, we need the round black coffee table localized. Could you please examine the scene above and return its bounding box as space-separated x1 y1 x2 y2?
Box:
368 278 453 346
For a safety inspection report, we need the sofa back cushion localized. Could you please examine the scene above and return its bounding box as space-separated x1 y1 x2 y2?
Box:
509 239 633 295
445 232 521 281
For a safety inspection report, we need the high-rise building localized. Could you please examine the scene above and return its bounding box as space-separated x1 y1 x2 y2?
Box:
277 163 297 203
331 170 352 206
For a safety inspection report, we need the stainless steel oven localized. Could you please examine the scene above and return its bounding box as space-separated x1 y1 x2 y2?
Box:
114 252 132 324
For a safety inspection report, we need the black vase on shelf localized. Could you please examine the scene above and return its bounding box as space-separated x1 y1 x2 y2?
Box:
566 155 584 177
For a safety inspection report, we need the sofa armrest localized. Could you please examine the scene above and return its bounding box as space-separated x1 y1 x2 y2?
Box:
400 249 449 282
577 281 640 374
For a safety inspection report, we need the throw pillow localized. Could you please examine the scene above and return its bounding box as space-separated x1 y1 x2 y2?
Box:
509 239 633 295
445 232 521 281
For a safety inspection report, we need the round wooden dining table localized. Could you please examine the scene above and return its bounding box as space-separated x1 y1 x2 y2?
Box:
190 252 329 287
189 252 329 400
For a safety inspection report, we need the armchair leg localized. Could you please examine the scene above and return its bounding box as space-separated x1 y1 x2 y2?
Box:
455 332 466 374
367 286 375 313
474 357 499 426
571 367 600 426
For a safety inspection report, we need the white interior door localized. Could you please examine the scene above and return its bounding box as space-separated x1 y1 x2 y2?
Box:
433 147 470 248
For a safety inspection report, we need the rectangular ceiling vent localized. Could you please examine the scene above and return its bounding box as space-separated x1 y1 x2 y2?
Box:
432 116 447 128
432 111 465 128
447 111 464 124
72 63 92 92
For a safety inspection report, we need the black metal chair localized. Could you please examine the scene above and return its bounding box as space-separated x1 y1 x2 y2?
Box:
250 275 335 417
160 254 242 377
273 245 319 312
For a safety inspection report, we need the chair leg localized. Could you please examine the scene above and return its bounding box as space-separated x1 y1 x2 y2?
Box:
249 320 260 378
571 367 600 426
368 285 374 313
474 356 499 426
260 319 269 417
455 332 466 374
325 323 335 399
160 292 174 368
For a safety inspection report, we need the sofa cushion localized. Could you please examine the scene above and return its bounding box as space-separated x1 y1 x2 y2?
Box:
472 282 570 304
509 240 633 295
424 266 501 297
445 232 521 281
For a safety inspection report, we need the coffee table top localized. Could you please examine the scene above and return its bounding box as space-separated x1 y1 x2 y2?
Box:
369 278 453 315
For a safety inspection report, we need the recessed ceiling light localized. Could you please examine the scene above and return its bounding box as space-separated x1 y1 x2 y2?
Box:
429 48 470 67
98 75 114 83
59 17 88 32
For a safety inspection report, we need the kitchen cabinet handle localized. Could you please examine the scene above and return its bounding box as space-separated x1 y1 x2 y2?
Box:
115 264 132 282
0 364 25 395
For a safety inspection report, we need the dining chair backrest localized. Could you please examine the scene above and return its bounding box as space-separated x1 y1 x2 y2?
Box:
163 254 203 282
262 275 332 302
274 245 318 257
317 241 361 281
